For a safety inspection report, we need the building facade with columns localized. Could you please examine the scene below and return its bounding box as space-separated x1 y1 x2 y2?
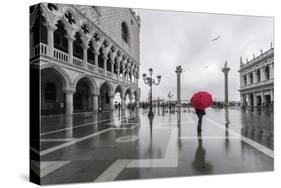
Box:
30 3 141 115
238 45 274 108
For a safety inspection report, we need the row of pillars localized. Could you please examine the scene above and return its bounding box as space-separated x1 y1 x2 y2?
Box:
43 25 139 83
64 89 139 115
240 90 273 107
241 64 273 87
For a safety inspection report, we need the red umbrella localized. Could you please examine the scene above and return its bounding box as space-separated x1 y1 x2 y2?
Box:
190 91 213 110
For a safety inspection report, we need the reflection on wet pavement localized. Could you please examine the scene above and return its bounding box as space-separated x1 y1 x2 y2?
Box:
33 107 273 184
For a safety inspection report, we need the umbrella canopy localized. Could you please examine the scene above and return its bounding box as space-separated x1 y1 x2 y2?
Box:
190 91 213 110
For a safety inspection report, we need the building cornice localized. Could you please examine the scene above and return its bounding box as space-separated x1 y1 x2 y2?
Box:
238 48 274 72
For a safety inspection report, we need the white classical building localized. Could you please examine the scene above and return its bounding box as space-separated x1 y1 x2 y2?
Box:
30 3 141 115
238 44 274 107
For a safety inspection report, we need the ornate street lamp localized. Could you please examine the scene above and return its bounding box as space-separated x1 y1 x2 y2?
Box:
168 91 173 111
143 68 161 117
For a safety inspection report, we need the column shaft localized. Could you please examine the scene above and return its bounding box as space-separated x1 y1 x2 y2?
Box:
47 26 54 56
253 92 257 106
93 94 99 111
94 52 99 66
110 95 114 110
83 46 88 68
104 57 107 76
121 97 125 110
65 91 74 115
68 38 74 64
260 68 265 81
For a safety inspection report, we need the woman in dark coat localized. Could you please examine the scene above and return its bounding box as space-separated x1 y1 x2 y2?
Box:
195 109 205 132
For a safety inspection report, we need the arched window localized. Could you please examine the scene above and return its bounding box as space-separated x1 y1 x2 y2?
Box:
73 32 83 59
54 20 68 53
45 82 56 101
121 22 129 43
87 41 95 65
33 13 48 45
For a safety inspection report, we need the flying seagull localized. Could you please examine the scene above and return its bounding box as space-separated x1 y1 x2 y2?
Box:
212 36 221 42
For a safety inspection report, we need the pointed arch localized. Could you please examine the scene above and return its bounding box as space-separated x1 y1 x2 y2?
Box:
73 74 98 94
115 85 124 97
40 63 72 90
54 20 69 53
100 81 114 96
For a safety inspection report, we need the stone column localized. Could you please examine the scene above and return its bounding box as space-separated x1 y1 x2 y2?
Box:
260 67 265 81
253 92 257 107
269 63 274 80
64 89 74 115
247 73 251 85
47 25 54 56
247 93 251 106
83 44 88 68
270 89 274 104
261 92 265 106
121 96 125 110
92 93 99 111
67 36 74 64
94 50 99 66
103 56 108 76
253 70 257 83
222 62 230 108
136 97 140 108
109 95 115 110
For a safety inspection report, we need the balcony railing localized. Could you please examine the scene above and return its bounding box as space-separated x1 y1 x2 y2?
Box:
73 57 84 67
87 63 97 72
107 71 113 78
53 49 68 63
32 43 138 86
98 67 104 75
31 43 47 58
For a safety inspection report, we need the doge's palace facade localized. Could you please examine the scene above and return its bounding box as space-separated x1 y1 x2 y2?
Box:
238 44 274 108
30 3 141 115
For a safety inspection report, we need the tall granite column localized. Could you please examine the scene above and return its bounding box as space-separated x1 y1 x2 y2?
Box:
222 61 231 108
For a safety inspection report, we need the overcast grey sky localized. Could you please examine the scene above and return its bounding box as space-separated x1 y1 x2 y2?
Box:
136 9 273 102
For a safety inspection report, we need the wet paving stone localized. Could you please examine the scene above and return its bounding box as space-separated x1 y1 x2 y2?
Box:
37 108 274 184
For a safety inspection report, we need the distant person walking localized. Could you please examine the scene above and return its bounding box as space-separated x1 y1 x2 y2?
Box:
195 109 205 132
190 91 213 132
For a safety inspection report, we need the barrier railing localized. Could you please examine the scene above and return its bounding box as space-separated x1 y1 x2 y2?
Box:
53 49 68 63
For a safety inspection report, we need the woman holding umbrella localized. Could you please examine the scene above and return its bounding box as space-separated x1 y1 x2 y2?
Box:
190 91 213 132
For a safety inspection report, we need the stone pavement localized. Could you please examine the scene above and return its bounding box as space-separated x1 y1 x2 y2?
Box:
31 107 273 185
